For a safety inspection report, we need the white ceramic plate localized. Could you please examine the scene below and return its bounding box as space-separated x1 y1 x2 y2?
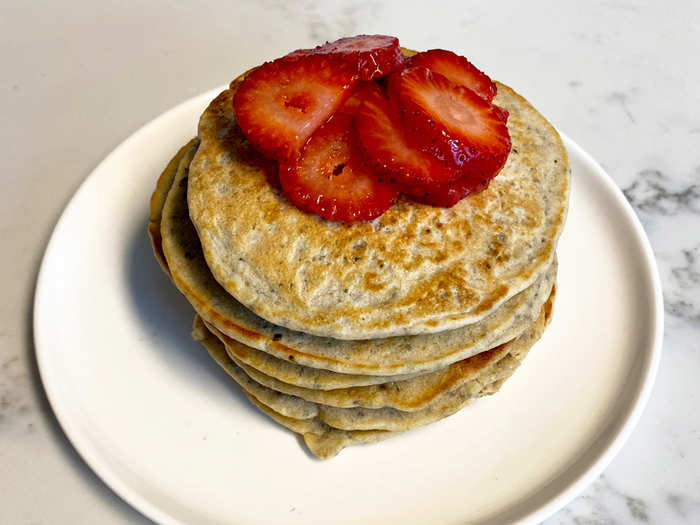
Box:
35 88 663 525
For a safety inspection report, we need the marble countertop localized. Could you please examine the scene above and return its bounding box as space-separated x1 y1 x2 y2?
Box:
1 1 698 523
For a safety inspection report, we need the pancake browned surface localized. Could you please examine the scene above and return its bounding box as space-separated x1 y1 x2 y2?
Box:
158 148 556 375
187 77 569 339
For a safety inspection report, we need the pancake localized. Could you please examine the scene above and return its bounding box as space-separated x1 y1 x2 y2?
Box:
156 145 556 375
195 304 547 456
193 297 547 432
203 309 538 411
243 372 515 459
149 142 419 387
148 139 198 275
206 329 421 389
243 391 397 459
187 72 569 339
197 320 475 432
192 316 319 420
148 44 568 458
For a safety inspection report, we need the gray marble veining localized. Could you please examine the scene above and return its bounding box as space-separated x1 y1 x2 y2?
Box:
0 354 35 435
664 243 700 323
623 169 700 216
622 169 700 326
550 475 650 524
608 91 638 124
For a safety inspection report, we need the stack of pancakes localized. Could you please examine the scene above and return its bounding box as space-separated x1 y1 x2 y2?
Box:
148 76 569 459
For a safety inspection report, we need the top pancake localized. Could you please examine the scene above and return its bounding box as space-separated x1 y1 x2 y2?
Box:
187 71 569 339
157 139 555 376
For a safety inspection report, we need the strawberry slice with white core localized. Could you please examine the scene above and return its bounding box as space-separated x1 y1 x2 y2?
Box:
409 49 496 102
355 84 458 195
233 54 358 163
279 114 399 222
310 35 405 81
389 66 511 180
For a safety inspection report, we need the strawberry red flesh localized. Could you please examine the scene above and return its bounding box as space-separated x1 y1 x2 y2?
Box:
409 49 496 102
310 35 405 81
412 174 490 208
389 66 511 181
233 54 358 163
279 114 399 222
355 83 458 196
338 81 381 115
492 104 510 123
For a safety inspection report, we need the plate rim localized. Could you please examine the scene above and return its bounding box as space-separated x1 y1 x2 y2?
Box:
507 134 664 524
33 88 664 525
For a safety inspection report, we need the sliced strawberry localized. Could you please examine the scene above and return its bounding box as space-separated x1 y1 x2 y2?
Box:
389 67 511 181
279 114 398 222
412 174 490 207
338 82 380 115
409 49 496 102
310 35 405 81
492 104 509 123
233 54 358 163
355 83 458 195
